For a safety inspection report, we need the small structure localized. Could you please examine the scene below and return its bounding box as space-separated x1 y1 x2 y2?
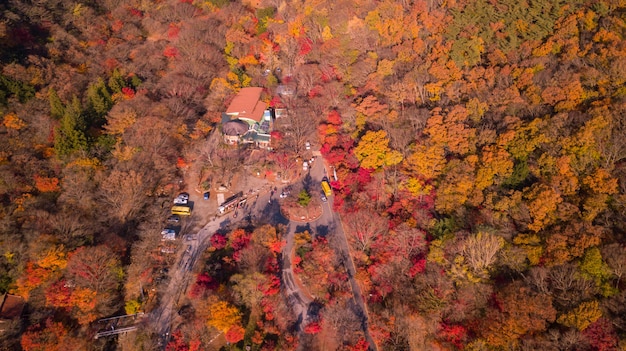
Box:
222 87 274 149
222 119 249 145
0 294 24 332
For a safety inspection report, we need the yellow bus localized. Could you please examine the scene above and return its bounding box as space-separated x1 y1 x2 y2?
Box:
321 180 332 197
171 205 191 216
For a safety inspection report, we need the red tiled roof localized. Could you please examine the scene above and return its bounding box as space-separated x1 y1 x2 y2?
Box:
226 87 266 122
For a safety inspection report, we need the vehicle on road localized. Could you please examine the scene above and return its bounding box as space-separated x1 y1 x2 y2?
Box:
217 191 244 215
321 177 332 197
171 205 191 216
321 194 327 202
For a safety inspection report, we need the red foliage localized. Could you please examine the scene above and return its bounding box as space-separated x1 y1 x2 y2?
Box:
164 46 179 58
583 318 618 351
165 330 188 351
229 229 251 251
121 87 135 99
225 325 245 344
270 130 283 140
45 280 72 310
167 24 180 39
408 258 426 277
308 85 323 98
303 320 322 334
269 96 283 108
261 275 280 296
176 156 188 169
210 233 227 249
326 110 342 125
264 255 280 273
298 37 313 56
346 338 369 351
356 167 373 187
188 272 218 299
438 323 468 349
128 8 143 17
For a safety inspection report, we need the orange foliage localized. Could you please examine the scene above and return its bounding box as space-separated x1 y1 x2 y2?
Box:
34 175 60 192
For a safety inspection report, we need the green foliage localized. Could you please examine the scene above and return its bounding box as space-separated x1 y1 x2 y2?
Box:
130 75 142 88
87 78 113 120
580 247 614 295
48 88 65 119
445 0 582 66
0 74 35 107
207 0 231 8
431 217 456 240
297 189 312 207
54 95 88 157
107 68 127 94
256 7 275 34
503 158 530 189
124 299 141 315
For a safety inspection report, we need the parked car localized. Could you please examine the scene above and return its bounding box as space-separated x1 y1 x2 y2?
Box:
161 229 176 241
321 194 327 202
173 197 188 205
178 192 189 200
203 191 210 200
303 161 308 171
305 141 311 150
167 215 180 224
280 192 288 198
185 245 192 253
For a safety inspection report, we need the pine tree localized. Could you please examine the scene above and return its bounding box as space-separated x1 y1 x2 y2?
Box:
48 88 65 119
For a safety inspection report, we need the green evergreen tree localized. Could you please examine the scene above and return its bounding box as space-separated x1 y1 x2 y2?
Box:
87 78 113 117
108 68 126 93
297 189 312 207
48 87 65 119
54 95 87 157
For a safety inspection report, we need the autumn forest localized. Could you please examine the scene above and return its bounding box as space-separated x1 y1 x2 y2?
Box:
1 0 626 350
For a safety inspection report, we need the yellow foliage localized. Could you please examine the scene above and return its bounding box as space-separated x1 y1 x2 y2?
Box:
354 130 403 169
321 25 333 41
403 177 433 197
376 59 394 77
557 300 602 331
476 145 513 190
2 112 27 130
37 247 67 270
404 144 446 180
206 300 241 333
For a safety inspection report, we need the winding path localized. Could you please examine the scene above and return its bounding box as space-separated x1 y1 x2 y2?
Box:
149 157 377 351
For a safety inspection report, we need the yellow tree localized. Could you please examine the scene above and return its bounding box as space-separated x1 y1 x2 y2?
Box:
353 130 403 170
206 300 241 333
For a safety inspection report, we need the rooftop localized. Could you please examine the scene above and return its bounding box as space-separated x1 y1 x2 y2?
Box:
0 294 24 320
226 87 267 122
